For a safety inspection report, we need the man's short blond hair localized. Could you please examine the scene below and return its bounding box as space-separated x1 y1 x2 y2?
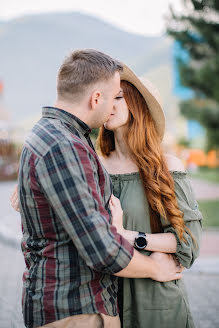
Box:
57 49 123 102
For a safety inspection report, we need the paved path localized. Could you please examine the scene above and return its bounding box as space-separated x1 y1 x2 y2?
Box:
1 180 219 327
200 230 219 257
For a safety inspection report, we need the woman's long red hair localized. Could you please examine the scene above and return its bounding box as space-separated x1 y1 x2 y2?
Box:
97 80 188 239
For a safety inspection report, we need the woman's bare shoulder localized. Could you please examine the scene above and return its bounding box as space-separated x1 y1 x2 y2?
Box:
164 154 186 172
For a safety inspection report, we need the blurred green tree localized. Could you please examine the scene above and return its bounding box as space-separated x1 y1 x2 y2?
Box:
167 0 219 150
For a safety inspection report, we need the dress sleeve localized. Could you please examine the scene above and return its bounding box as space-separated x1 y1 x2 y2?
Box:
162 171 202 269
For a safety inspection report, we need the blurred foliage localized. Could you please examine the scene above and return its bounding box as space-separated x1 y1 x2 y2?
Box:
90 128 99 139
0 141 22 181
177 136 191 148
167 0 219 150
190 166 219 183
198 199 219 227
180 99 219 150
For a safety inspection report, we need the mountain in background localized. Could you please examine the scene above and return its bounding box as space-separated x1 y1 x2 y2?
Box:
0 12 185 140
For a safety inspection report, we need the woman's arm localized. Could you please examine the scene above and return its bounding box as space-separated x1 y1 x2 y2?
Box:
110 155 200 257
111 155 202 268
110 195 177 253
123 230 177 253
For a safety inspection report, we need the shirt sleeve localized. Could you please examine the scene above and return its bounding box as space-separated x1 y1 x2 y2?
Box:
162 171 202 269
36 139 133 274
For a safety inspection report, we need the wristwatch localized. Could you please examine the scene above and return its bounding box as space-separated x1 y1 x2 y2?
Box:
134 232 148 250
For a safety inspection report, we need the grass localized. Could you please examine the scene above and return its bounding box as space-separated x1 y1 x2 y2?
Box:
190 166 219 184
198 199 219 228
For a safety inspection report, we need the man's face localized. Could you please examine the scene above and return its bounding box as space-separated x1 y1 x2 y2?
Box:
91 71 121 128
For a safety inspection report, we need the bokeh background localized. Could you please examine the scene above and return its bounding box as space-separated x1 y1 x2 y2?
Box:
0 1 219 327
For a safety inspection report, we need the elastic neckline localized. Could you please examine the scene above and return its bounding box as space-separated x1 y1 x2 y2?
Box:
109 170 188 181
169 170 188 178
110 171 140 181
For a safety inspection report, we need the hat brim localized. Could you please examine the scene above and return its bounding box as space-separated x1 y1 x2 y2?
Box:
120 64 165 140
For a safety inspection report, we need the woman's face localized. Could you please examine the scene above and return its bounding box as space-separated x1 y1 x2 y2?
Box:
104 88 129 131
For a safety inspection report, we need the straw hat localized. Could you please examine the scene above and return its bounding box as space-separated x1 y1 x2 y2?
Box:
120 64 165 140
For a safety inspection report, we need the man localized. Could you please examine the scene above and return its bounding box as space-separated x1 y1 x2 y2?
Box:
16 49 182 328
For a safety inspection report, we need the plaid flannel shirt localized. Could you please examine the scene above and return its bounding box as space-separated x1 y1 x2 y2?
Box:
18 107 133 328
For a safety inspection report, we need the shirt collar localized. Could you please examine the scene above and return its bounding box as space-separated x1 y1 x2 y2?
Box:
42 106 92 137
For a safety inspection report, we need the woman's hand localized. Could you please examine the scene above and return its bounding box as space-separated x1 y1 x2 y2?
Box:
10 184 20 212
109 194 124 233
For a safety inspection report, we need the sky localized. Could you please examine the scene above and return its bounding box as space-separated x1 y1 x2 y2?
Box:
0 0 183 36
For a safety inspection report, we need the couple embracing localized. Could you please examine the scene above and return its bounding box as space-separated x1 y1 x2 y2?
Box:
11 49 202 328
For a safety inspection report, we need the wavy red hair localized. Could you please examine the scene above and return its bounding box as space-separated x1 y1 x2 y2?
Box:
97 80 190 240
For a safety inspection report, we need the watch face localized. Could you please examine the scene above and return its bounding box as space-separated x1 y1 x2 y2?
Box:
136 236 147 248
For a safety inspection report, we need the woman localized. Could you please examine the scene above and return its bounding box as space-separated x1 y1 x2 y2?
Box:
96 65 202 328
11 64 202 328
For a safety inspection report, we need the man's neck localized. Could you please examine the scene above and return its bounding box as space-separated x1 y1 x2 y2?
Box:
54 100 91 127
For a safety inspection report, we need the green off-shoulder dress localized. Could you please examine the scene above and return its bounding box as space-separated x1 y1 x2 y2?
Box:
110 171 202 328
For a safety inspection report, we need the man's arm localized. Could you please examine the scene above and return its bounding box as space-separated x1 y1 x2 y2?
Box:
115 250 183 282
12 140 183 281
35 139 134 274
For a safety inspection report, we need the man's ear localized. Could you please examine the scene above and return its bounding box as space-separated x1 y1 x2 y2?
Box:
90 90 102 111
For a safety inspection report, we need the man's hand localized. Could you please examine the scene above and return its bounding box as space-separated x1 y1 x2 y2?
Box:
150 252 183 282
10 184 20 212
109 194 124 233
